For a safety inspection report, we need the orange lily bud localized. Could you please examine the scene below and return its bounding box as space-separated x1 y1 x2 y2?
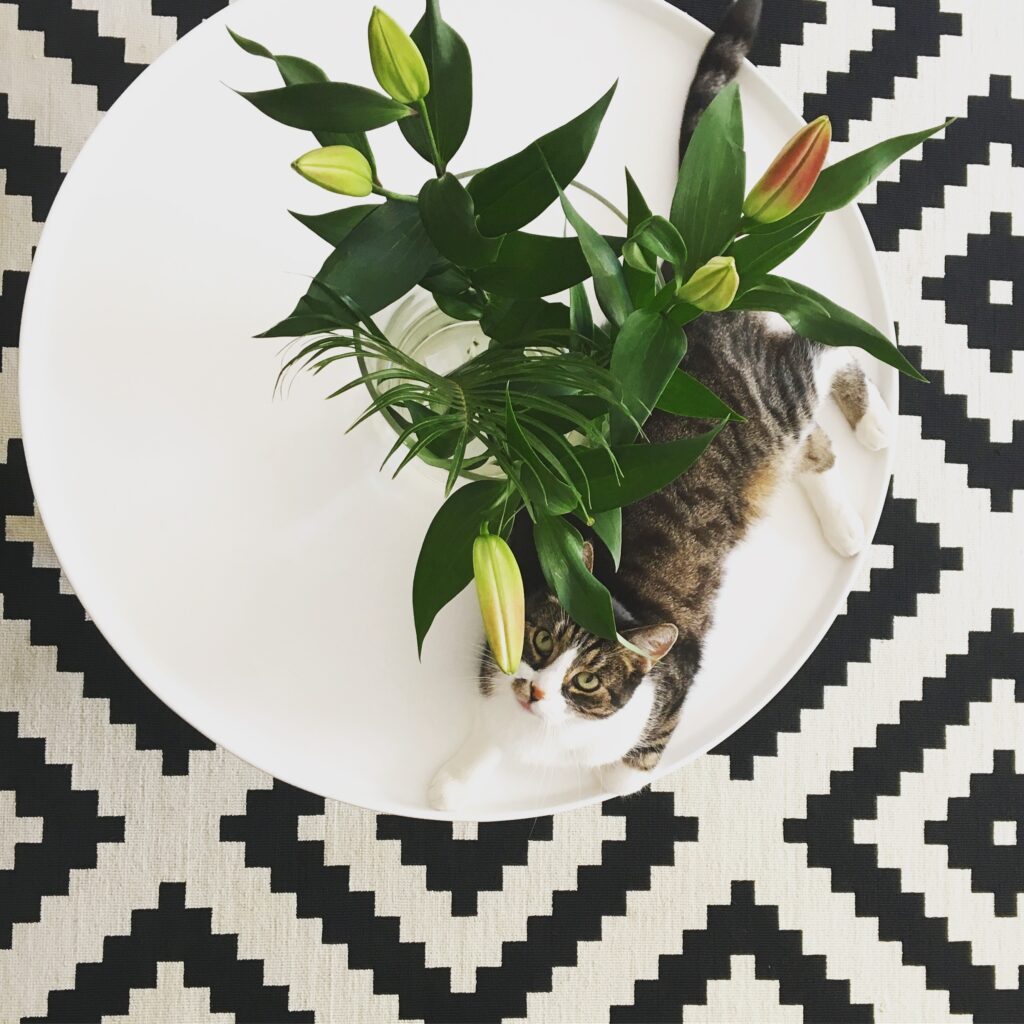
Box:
473 531 524 675
743 115 831 224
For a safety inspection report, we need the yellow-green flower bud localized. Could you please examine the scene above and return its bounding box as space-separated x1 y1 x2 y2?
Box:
368 7 430 105
675 255 740 312
291 145 374 197
473 532 524 676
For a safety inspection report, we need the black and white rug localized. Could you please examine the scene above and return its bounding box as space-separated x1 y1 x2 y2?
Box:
2 0 1021 1020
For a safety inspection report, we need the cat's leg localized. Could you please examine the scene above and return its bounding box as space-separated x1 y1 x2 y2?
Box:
797 424 866 557
599 710 680 797
832 361 893 452
427 730 502 814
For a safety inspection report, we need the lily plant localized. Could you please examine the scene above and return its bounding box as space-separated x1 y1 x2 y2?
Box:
230 1 950 663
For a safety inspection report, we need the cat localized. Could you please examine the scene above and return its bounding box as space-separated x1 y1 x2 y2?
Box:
427 0 893 812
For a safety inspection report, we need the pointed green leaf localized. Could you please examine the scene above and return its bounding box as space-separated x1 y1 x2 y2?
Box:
288 204 377 246
413 480 507 652
237 81 414 133
728 215 821 287
609 310 687 442
418 173 504 268
400 0 473 166
732 275 926 380
468 82 617 236
591 507 622 569
656 370 743 421
480 297 570 344
576 422 726 513
533 516 618 640
670 83 745 276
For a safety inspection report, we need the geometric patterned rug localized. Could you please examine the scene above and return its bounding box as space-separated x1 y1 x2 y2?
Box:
2 0 1021 1019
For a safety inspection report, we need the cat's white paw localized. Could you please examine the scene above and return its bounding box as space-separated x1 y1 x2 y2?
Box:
427 770 470 813
600 761 653 798
855 405 893 452
822 505 866 558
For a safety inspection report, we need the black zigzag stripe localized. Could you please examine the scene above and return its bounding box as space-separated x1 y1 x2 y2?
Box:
0 441 216 774
899 346 1024 513
376 814 554 916
860 75 1024 253
151 0 229 40
785 611 1024 1021
611 881 872 1022
0 0 145 112
222 784 697 1022
713 492 962 779
27 882 313 1022
0 270 28 361
0 95 63 223
667 0 827 69
0 712 124 949
803 0 961 141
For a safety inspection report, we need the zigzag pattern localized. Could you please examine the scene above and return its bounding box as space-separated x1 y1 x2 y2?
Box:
0 1 1021 1021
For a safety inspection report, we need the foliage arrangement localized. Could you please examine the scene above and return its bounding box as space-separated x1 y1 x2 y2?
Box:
230 2 948 669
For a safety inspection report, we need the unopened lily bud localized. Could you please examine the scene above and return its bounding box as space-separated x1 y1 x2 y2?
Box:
368 7 430 105
291 145 374 197
473 531 524 676
743 115 831 224
675 256 739 312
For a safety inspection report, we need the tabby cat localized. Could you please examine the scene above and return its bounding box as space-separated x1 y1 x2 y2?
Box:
428 0 893 811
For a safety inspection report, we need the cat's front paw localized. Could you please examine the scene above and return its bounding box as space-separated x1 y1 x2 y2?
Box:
855 404 893 452
600 761 653 798
427 770 470 813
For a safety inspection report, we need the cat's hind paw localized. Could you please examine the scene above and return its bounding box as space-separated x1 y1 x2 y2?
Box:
427 770 470 814
600 761 654 798
822 504 866 558
855 404 893 452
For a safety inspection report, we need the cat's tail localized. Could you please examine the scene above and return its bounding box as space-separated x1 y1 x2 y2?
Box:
679 0 762 163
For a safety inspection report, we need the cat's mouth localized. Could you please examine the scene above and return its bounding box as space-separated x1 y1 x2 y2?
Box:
516 698 533 713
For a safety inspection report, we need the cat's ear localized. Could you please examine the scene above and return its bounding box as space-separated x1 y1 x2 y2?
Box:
581 540 595 573
622 623 678 663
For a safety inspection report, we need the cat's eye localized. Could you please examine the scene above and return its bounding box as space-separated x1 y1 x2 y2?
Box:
533 629 553 655
575 671 600 692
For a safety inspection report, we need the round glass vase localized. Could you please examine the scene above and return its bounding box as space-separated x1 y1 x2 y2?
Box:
362 178 627 481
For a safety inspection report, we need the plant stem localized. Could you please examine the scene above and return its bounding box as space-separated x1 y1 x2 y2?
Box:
416 99 445 176
371 185 418 203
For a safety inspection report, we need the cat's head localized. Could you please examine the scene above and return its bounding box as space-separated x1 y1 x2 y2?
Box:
483 542 678 725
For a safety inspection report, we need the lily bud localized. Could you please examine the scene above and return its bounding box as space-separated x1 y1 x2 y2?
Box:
473 531 524 676
675 256 739 312
291 145 374 197
368 7 430 105
743 115 831 224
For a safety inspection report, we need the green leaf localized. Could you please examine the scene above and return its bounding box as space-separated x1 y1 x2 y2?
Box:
288 204 376 246
728 216 822 288
732 275 926 380
433 289 486 321
569 283 594 341
237 82 414 134
227 28 375 169
623 168 657 305
670 83 745 277
753 119 955 232
609 310 687 442
413 480 507 653
480 297 570 344
554 178 632 327
400 0 473 167
590 508 622 569
468 82 617 236
577 422 726 513
418 174 504 268
533 516 618 640
472 232 623 298
505 395 580 516
656 370 743 421
628 215 688 271
262 200 440 335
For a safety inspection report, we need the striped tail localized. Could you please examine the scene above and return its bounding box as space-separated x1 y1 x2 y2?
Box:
679 0 762 163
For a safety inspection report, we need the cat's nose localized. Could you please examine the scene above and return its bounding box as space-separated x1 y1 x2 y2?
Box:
529 684 545 703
